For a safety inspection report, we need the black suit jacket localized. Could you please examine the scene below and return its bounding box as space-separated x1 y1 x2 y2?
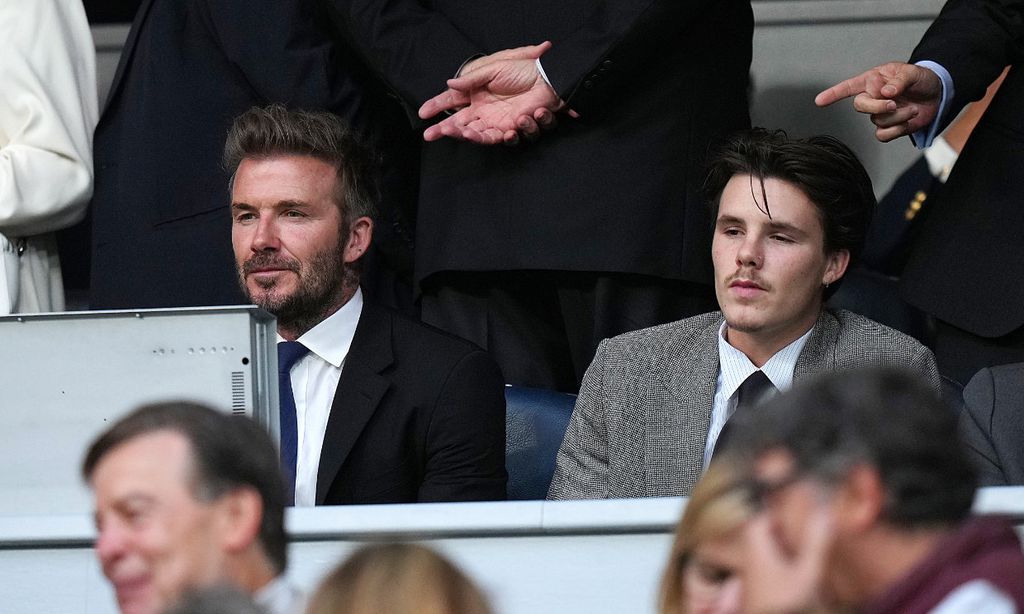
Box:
902 0 1024 337
316 301 507 504
88 0 414 309
961 362 1024 486
326 0 752 287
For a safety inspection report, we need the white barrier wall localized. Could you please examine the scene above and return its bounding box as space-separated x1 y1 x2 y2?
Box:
1 491 1021 614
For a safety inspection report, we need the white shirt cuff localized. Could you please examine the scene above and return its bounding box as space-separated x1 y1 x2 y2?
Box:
535 58 553 89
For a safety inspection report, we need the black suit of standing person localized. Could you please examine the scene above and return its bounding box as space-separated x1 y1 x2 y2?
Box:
226 106 505 505
816 0 1024 383
324 0 753 392
86 0 416 310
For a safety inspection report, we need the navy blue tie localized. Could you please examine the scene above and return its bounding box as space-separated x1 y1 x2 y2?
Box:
277 341 309 506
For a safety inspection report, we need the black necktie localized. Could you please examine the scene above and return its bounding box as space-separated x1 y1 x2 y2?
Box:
277 341 310 506
713 370 777 458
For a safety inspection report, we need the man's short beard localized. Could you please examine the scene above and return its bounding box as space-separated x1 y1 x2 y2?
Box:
238 233 359 337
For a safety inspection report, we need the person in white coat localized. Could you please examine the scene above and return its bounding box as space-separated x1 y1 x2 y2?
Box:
0 0 96 313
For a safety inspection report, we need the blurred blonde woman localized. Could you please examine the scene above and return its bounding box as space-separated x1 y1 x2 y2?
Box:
307 543 491 614
659 459 755 614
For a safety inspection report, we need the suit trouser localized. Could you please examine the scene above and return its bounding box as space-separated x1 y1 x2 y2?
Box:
420 271 716 393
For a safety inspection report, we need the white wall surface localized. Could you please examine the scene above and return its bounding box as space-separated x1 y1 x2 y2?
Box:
1 492 1021 614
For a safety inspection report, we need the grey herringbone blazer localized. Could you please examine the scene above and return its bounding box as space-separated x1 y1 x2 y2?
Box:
547 309 940 500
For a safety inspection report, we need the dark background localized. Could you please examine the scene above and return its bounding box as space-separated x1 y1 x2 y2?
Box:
84 0 140 23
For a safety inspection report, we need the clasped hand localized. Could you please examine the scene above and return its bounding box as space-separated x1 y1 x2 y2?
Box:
417 41 574 145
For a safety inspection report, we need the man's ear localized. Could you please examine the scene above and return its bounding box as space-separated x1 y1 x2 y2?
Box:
823 249 850 286
216 487 264 554
833 464 884 534
343 216 373 264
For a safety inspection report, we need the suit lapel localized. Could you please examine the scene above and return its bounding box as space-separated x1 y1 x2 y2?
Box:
315 303 394 504
647 315 721 495
794 310 840 382
102 0 156 113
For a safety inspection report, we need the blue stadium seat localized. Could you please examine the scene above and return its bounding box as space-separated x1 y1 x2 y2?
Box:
505 385 577 500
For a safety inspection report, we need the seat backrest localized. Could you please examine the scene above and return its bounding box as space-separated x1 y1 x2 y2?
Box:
826 268 931 345
505 385 577 500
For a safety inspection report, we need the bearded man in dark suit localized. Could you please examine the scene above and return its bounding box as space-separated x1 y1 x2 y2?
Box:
226 106 506 505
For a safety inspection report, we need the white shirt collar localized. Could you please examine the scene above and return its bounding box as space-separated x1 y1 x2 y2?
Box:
717 321 814 399
924 134 958 183
275 288 363 367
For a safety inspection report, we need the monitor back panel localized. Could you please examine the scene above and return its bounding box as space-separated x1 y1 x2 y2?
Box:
0 307 277 515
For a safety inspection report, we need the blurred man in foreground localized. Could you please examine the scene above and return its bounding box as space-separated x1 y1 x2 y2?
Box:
725 368 1024 613
83 402 299 614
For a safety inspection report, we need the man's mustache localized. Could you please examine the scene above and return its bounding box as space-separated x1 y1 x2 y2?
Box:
242 252 301 275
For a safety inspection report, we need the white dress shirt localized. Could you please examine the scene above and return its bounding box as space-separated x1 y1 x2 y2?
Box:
702 323 814 469
278 289 363 506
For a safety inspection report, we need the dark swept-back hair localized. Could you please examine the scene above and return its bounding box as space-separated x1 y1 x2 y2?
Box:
82 402 288 573
726 368 977 528
223 104 378 224
704 128 876 298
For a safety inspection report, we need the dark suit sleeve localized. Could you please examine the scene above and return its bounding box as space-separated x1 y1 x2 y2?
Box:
323 0 481 112
960 367 1010 486
418 349 507 502
910 0 1024 130
199 0 364 124
326 0 727 117
538 0 726 116
547 339 611 500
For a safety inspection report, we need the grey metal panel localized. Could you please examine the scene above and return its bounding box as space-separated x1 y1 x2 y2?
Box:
0 306 277 516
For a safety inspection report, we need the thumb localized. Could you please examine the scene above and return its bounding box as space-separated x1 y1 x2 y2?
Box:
447 62 501 91
528 40 552 59
878 67 917 99
501 40 552 60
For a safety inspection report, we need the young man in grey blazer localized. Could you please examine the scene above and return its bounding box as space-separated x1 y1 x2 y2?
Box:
548 129 940 500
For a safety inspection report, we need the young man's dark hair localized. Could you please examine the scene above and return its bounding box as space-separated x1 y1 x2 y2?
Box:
223 104 378 226
82 402 288 572
704 128 876 298
728 367 977 527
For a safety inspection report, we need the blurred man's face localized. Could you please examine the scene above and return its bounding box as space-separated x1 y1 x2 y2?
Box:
712 175 848 352
750 448 844 607
751 449 822 556
231 155 362 334
91 431 229 614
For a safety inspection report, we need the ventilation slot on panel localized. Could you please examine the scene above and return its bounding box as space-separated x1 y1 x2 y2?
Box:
231 371 246 415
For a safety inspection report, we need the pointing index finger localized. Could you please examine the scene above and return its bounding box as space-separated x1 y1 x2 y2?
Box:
815 73 868 107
